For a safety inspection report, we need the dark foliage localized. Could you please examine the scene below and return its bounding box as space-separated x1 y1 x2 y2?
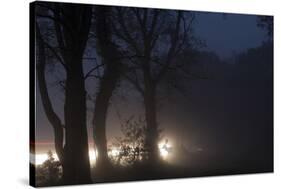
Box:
35 151 62 187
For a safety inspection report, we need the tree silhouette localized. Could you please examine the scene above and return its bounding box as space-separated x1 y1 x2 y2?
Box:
92 6 124 170
35 2 92 184
111 8 195 162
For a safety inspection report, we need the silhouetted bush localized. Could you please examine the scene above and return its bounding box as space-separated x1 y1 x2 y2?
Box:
109 116 149 165
35 151 62 186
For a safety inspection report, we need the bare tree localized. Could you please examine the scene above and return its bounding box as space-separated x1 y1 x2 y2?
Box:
35 2 92 184
111 7 194 162
92 6 123 170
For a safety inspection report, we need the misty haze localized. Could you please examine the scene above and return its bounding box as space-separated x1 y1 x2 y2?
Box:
30 1 273 187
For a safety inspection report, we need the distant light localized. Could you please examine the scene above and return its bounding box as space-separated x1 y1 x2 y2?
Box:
89 149 98 165
158 140 172 159
110 148 120 157
35 153 58 165
35 150 97 166
159 147 169 158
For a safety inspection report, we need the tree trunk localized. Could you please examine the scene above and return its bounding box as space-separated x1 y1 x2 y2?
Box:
37 21 92 184
62 57 92 184
36 3 93 185
142 57 160 162
52 5 92 184
93 7 122 170
93 69 119 169
143 81 160 162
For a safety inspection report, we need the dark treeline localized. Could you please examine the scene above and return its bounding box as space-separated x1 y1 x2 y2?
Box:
33 1 273 187
165 42 273 171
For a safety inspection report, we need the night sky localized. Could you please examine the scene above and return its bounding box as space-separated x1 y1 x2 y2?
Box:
194 12 266 58
35 8 271 167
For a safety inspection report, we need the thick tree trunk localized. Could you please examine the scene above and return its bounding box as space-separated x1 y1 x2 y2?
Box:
142 57 160 162
93 69 119 169
36 3 93 185
62 57 92 184
52 5 92 184
93 7 122 169
143 81 160 162
37 22 92 184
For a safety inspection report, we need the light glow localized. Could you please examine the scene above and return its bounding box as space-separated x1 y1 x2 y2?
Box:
89 149 98 165
159 147 169 158
158 140 172 159
34 150 97 166
34 141 173 166
109 148 120 157
35 153 59 165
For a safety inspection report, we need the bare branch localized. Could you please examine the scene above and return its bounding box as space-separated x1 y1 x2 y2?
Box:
174 13 195 55
124 73 144 96
36 21 64 163
36 13 72 33
132 8 148 40
148 10 160 41
84 63 105 79
85 74 103 79
114 8 142 55
42 40 67 70
155 11 184 83
53 6 66 59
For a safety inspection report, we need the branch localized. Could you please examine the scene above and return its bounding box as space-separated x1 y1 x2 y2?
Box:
88 31 97 39
148 10 160 41
155 11 183 83
41 40 67 70
85 74 103 79
174 13 195 55
132 8 147 40
84 63 105 79
123 73 144 96
36 13 71 33
114 8 142 55
53 6 66 60
36 21 64 163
